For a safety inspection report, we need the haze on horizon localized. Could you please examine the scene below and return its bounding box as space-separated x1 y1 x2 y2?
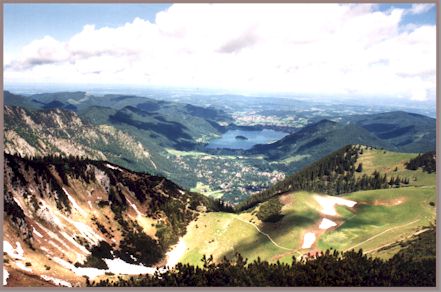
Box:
4 3 437 103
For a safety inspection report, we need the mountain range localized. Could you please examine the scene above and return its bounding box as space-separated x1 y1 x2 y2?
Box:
4 91 436 199
2 90 437 287
249 111 435 159
3 145 436 287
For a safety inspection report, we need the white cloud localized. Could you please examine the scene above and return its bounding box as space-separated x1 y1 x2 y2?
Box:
409 3 435 15
7 36 70 70
4 3 436 101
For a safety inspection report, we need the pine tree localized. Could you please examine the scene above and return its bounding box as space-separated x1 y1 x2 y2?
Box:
389 177 395 186
394 177 401 187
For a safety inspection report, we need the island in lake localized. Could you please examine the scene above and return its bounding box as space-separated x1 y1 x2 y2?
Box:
235 135 248 140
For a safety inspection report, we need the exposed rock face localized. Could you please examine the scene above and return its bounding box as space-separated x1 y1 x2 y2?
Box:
4 106 157 171
3 154 211 287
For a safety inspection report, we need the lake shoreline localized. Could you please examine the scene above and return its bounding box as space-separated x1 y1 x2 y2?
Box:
206 129 288 150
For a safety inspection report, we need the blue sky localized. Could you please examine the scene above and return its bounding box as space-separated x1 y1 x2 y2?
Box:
3 3 437 102
4 4 171 54
376 3 436 24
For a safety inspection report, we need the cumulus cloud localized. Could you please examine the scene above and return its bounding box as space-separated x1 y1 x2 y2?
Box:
4 3 436 101
6 36 70 70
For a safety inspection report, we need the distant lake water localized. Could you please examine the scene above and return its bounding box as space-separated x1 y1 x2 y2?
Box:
206 129 288 150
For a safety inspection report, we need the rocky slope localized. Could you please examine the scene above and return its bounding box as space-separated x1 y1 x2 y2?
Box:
4 106 159 173
3 154 219 287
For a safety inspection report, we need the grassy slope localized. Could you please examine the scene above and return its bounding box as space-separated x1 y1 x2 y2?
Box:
179 147 436 266
318 186 435 254
355 147 434 186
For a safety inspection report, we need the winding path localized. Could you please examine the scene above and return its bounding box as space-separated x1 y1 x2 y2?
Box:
364 227 431 254
233 217 297 252
344 219 420 252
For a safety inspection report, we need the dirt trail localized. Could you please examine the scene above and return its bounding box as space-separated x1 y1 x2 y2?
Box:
364 227 431 254
344 219 420 252
233 217 300 253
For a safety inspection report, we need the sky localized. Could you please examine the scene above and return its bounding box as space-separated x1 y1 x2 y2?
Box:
3 3 437 102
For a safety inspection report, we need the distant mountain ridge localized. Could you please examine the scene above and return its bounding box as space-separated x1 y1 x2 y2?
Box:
4 90 231 149
249 119 384 156
248 111 435 171
4 105 159 173
4 90 230 120
340 111 436 153
4 91 436 203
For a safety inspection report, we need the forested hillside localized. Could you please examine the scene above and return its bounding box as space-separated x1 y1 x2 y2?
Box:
237 145 398 211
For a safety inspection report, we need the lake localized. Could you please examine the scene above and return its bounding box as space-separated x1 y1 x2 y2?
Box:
206 129 288 150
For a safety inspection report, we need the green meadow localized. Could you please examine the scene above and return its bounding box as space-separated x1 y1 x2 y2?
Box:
178 148 436 265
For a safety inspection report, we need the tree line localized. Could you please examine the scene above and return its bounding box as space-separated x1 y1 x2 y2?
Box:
90 239 435 287
236 145 394 211
405 151 436 173
89 224 436 287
